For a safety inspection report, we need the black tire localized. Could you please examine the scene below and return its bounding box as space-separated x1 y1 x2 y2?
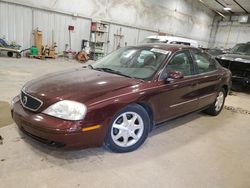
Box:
16 53 21 58
7 52 13 57
105 104 150 153
205 88 226 116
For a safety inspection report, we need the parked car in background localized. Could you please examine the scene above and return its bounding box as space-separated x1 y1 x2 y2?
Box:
141 35 199 47
11 44 231 153
203 48 225 57
216 42 250 91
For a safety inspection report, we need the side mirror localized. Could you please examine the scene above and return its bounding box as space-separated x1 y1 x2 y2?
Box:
165 71 184 83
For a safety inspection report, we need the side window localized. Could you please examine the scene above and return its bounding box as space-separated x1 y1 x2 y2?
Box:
166 51 195 76
193 51 217 73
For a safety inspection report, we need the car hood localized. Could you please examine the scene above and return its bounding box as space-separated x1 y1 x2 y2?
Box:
217 53 250 63
23 68 139 107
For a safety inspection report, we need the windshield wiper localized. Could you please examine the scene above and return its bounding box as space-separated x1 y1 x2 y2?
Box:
93 67 133 78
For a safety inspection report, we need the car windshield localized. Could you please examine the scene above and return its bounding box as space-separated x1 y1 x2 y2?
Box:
231 43 250 55
141 38 167 44
92 47 169 80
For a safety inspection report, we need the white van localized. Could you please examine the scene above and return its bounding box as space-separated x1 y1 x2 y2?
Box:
142 35 199 48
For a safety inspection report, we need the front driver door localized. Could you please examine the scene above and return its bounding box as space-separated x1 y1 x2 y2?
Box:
152 50 200 123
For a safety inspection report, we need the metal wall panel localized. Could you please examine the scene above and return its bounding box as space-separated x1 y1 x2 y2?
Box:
33 9 91 53
107 24 139 53
137 30 158 43
1 0 215 48
213 21 250 48
0 1 155 54
0 2 32 49
1 1 212 53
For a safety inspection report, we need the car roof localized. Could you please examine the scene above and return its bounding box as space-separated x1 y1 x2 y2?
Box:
147 35 197 42
136 43 199 53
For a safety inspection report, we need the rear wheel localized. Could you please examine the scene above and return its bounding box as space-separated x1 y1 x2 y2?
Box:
105 104 150 153
7 52 13 57
205 88 226 116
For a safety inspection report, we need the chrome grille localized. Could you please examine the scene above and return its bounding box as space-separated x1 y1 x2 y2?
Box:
20 90 43 111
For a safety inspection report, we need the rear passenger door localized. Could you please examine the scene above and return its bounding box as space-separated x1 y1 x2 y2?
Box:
190 50 221 109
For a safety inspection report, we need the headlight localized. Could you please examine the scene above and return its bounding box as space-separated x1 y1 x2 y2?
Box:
10 96 20 110
43 100 87 120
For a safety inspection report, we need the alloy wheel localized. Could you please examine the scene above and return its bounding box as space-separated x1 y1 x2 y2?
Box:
215 91 224 111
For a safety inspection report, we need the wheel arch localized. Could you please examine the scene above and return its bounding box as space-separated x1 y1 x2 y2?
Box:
222 84 229 97
136 102 155 132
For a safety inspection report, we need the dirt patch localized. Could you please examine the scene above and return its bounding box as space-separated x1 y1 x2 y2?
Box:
224 105 250 115
0 101 13 128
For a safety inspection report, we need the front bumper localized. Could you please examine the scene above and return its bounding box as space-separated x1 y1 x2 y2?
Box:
216 58 250 87
11 98 105 149
232 76 250 87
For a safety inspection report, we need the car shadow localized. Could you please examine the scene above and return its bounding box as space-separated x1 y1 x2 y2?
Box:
149 111 204 137
14 109 228 173
7 109 229 177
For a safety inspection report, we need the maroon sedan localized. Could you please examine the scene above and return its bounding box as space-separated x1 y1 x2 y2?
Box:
11 44 231 152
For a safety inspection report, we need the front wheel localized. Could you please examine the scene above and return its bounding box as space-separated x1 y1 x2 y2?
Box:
205 88 226 116
105 104 150 153
16 53 21 58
